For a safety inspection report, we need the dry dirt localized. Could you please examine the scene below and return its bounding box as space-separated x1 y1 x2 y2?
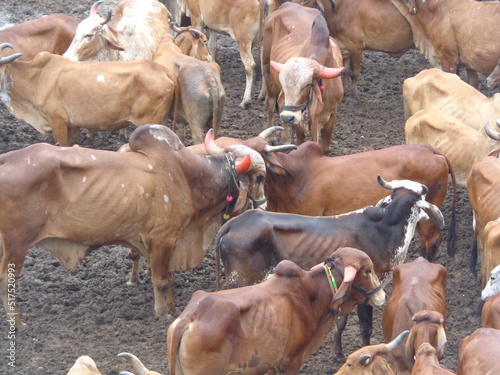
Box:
0 0 499 374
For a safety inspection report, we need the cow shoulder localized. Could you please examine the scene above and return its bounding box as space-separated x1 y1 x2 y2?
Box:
364 206 385 222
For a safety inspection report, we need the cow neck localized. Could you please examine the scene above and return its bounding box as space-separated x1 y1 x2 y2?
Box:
222 152 240 222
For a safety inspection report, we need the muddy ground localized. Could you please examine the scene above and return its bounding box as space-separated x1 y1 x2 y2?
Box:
0 0 499 374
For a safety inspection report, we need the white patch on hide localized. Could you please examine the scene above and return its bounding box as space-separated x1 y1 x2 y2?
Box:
96 74 105 82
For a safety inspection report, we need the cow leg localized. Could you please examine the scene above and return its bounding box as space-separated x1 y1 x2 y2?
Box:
466 68 479 89
237 41 256 109
150 248 176 317
357 304 373 347
319 117 335 155
127 247 142 285
50 117 70 146
332 314 348 361
348 50 362 102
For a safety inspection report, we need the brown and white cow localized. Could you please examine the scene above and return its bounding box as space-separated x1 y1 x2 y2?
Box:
0 14 80 60
481 265 500 330
382 257 447 375
177 0 277 109
467 149 500 287
391 0 500 88
261 2 344 155
63 0 170 61
0 45 177 146
291 0 414 101
410 343 456 375
153 33 225 144
404 69 500 184
457 328 500 375
117 353 162 375
0 125 268 329
167 247 385 375
66 356 102 375
334 331 409 375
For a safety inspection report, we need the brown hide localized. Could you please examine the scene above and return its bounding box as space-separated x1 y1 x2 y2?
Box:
467 155 500 287
410 343 455 375
0 52 176 146
262 2 344 155
0 125 267 328
487 59 500 89
177 0 277 108
382 257 447 374
0 14 80 60
457 328 500 375
154 34 225 144
482 291 500 330
293 0 414 100
172 26 212 62
391 0 500 86
167 247 384 375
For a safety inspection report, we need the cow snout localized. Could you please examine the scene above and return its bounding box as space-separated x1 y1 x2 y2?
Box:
370 287 386 307
280 114 296 124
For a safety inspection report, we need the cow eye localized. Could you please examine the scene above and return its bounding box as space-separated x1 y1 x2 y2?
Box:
366 269 372 274
84 34 93 39
256 175 264 184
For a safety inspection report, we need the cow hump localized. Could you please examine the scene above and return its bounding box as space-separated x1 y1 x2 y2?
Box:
128 124 184 153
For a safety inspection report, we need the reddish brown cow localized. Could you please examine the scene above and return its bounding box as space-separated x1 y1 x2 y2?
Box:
334 331 409 375
391 0 500 89
0 14 80 60
291 0 414 101
410 343 456 375
382 258 447 374
261 2 344 155
457 328 500 375
0 125 268 329
167 247 385 375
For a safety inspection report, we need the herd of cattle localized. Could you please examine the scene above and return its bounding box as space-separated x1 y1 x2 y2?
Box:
0 0 499 373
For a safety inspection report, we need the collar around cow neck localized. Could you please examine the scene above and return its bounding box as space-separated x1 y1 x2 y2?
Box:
222 153 240 222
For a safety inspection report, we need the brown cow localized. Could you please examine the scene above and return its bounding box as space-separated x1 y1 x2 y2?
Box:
170 24 212 62
153 33 225 144
177 0 277 108
0 14 80 60
0 125 268 329
334 331 409 375
117 353 162 375
481 264 500 330
63 0 170 61
391 0 500 88
261 2 344 155
66 356 102 375
457 328 500 375
167 247 385 375
0 45 176 146
410 343 456 375
291 0 414 101
382 258 447 375
467 149 500 287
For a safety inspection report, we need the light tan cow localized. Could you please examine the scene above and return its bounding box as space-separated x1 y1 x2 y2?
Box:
170 24 212 62
66 356 102 375
0 45 176 146
154 33 225 144
64 0 170 61
177 0 277 108
457 328 500 375
487 59 500 89
391 0 500 89
117 353 162 375
410 343 456 375
404 68 500 184
0 125 268 329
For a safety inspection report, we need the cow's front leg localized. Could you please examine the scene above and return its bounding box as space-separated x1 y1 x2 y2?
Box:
357 303 373 347
332 314 348 362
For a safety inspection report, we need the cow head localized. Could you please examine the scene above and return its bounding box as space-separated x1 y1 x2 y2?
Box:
404 310 447 364
63 1 124 61
271 57 344 127
171 23 212 62
485 120 500 141
334 330 409 375
204 129 268 214
482 264 500 300
117 353 162 375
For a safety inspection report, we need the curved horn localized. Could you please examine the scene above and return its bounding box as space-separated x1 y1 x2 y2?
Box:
271 60 284 73
90 0 103 15
264 144 298 153
485 121 500 140
259 126 284 139
377 175 395 190
117 353 150 375
235 155 252 174
417 200 445 230
204 129 224 155
189 28 202 39
386 330 410 352
358 354 372 366
101 9 112 25
318 66 345 79
436 325 447 353
0 43 22 65
169 20 182 34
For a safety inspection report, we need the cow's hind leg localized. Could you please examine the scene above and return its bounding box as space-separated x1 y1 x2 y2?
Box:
237 41 256 109
358 304 373 347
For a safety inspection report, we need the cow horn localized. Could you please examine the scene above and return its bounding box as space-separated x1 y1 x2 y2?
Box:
0 44 22 65
436 325 447 353
417 200 445 231
189 28 202 39
259 126 284 139
271 60 284 73
358 354 372 366
377 175 394 190
101 9 112 25
90 0 103 15
169 21 182 34
259 126 297 152
485 121 500 140
235 155 252 174
318 66 345 79
386 330 410 352
117 353 150 375
204 129 224 155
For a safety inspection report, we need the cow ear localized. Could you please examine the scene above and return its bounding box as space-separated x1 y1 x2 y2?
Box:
330 280 351 311
271 60 284 73
103 26 125 51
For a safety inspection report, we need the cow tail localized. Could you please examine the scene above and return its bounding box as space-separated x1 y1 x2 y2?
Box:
209 73 224 137
214 222 232 291
444 152 457 257
166 68 180 133
470 236 478 276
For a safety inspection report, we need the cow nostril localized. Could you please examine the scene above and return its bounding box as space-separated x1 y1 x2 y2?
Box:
280 115 295 124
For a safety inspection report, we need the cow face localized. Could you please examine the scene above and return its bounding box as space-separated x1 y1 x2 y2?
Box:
482 264 500 300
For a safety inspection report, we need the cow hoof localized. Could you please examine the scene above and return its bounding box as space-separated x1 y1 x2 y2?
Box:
333 353 346 363
239 101 251 110
126 279 138 286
